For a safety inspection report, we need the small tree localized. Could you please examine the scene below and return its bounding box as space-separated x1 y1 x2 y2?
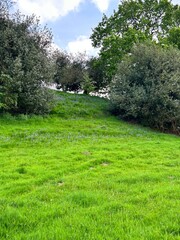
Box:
53 51 70 90
0 2 54 114
110 42 180 134
81 72 94 95
53 52 86 92
86 56 109 91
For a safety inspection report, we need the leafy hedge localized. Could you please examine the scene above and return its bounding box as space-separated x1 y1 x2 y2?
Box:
110 42 180 134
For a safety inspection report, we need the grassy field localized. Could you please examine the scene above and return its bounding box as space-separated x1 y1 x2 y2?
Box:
0 92 179 240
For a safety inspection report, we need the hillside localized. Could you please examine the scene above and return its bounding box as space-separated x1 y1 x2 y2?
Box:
0 92 180 240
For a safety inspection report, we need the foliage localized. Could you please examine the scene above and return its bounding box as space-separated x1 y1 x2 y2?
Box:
53 51 114 93
86 56 109 91
81 72 95 95
110 42 180 134
91 0 180 80
53 51 70 90
53 51 86 92
53 52 110 93
0 1 54 114
167 27 180 49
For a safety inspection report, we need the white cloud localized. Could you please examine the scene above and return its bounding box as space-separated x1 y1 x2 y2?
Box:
14 0 178 24
15 0 84 22
91 0 111 12
67 36 99 56
15 0 113 23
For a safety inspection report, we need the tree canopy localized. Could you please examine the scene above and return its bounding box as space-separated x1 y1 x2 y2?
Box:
91 0 180 80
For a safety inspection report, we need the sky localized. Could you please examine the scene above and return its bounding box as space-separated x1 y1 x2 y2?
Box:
14 0 180 56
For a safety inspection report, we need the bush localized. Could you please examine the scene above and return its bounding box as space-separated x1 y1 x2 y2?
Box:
0 2 55 114
110 42 180 134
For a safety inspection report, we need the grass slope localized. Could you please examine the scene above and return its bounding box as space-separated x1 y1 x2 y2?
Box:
0 92 180 240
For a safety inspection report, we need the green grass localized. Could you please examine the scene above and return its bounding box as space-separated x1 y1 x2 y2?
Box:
0 92 180 240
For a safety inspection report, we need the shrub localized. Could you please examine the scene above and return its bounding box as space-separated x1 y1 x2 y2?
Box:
0 2 55 114
110 42 180 134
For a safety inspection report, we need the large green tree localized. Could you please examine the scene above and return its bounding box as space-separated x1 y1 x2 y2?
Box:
91 0 180 80
0 1 54 114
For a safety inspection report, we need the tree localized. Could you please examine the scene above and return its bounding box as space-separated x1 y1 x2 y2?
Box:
53 51 70 90
86 56 109 91
91 0 180 80
53 51 86 92
110 42 180 134
81 72 95 95
0 1 55 114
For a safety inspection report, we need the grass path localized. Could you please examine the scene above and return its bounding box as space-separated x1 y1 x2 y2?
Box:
0 92 180 239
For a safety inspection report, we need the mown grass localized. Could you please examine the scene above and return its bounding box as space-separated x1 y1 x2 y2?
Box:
0 92 180 240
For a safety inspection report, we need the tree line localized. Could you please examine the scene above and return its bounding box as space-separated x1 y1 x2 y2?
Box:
0 0 179 133
91 0 180 134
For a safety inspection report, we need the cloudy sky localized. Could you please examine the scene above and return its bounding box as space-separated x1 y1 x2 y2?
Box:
14 0 180 56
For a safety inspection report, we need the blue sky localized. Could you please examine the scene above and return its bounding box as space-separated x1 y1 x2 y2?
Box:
14 0 179 56
48 1 120 50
